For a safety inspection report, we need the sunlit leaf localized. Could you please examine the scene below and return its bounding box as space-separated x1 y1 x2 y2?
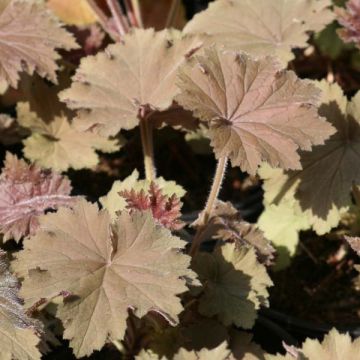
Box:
60 28 205 136
0 250 41 360
0 0 78 88
13 199 196 358
176 47 335 175
0 153 74 242
184 0 334 64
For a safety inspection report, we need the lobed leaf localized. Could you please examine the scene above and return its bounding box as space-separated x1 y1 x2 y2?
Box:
176 47 335 175
17 102 119 172
0 0 78 88
192 243 272 329
183 0 334 64
13 199 196 358
60 28 205 136
0 250 41 360
100 169 186 220
0 152 74 242
262 80 360 236
336 0 360 48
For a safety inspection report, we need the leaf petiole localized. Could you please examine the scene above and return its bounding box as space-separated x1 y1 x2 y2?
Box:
189 156 228 256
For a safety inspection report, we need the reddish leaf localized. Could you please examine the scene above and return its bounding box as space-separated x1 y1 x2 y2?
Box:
120 182 184 231
0 153 74 241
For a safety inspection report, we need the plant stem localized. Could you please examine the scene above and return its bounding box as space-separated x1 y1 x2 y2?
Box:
131 0 143 28
189 156 228 256
139 115 156 181
124 0 139 27
165 0 181 28
87 0 118 41
106 0 129 36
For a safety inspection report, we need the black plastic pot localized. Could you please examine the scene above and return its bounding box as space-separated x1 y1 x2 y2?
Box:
260 308 360 342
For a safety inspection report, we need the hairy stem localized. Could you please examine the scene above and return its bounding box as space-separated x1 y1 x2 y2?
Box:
106 0 129 36
165 0 181 28
131 0 143 28
139 115 156 181
189 156 228 256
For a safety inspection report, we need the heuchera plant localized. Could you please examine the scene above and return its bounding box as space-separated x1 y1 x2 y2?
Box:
0 0 360 359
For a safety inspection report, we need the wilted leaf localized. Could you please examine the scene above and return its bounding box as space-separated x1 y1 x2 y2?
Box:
60 28 205 136
47 0 97 25
120 182 184 231
184 0 334 64
193 243 272 329
266 80 360 235
0 0 78 88
176 47 335 175
17 103 119 172
0 250 42 360
13 199 196 358
336 0 360 48
0 152 74 242
100 169 185 220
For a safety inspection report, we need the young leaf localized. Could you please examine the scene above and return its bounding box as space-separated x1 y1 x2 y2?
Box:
60 28 205 136
0 0 78 88
192 243 272 329
0 250 42 360
176 47 335 175
13 199 196 358
100 169 186 220
264 80 360 235
183 0 334 64
336 0 360 48
195 200 275 265
17 103 119 172
0 153 74 242
120 182 184 231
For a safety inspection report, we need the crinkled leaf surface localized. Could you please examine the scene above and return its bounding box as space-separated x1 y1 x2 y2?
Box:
0 250 41 360
184 0 334 64
193 243 272 329
13 199 196 358
100 169 186 220
0 0 78 88
266 80 360 235
0 152 73 242
60 28 205 136
176 47 335 175
336 0 360 48
17 102 119 172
